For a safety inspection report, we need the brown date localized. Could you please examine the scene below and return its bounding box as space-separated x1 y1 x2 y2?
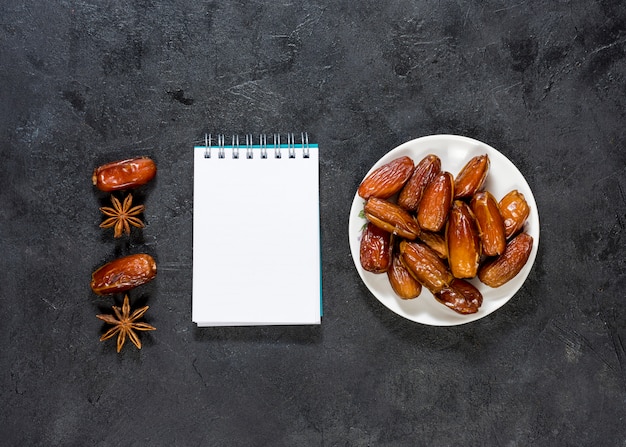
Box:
399 241 453 294
454 154 489 199
446 200 481 279
397 154 441 212
417 171 454 232
92 157 157 192
470 191 506 257
358 156 414 200
359 222 392 273
387 252 422 299
435 278 483 314
417 230 448 259
478 232 533 287
499 189 530 239
364 197 421 240
91 253 157 295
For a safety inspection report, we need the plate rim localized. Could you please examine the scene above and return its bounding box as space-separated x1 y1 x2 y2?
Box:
348 134 540 326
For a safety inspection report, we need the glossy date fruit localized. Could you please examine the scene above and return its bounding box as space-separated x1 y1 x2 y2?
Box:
358 156 414 200
387 252 422 299
478 232 533 287
359 222 392 273
446 200 481 279
498 189 530 239
435 278 483 314
397 154 441 212
417 230 448 259
364 197 421 240
92 157 157 192
417 171 454 232
454 154 489 199
470 191 506 257
91 253 157 295
399 241 453 294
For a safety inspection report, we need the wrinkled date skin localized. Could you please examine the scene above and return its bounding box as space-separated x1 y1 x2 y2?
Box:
399 241 453 294
397 154 441 212
478 232 533 287
387 252 422 299
360 223 392 273
435 278 483 314
417 230 448 259
91 253 157 295
454 154 489 199
417 171 454 232
358 156 414 200
92 157 157 192
446 200 481 279
471 191 506 257
364 197 421 240
499 189 530 239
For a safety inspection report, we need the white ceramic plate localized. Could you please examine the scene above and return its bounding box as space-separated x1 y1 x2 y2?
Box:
348 135 540 326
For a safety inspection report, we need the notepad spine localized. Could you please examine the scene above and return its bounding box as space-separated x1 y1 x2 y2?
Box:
203 132 311 159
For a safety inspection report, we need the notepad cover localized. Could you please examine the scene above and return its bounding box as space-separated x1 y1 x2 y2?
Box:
192 139 321 326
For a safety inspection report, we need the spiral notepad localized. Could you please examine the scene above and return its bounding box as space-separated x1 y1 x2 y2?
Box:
192 133 321 326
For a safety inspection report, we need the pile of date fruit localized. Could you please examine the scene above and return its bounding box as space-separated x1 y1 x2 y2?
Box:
358 153 533 315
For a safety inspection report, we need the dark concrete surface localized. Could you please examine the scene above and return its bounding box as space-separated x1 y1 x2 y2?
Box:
1 1 625 446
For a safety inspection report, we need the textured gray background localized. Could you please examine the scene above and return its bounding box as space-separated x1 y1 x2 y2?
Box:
1 1 625 446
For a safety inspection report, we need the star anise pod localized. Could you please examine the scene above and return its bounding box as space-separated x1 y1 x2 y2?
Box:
99 193 145 238
96 294 156 353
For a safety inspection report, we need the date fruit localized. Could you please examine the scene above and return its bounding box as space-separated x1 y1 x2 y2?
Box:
446 200 481 278
397 154 441 212
478 232 533 287
360 222 392 273
92 157 157 192
387 252 422 299
91 253 157 295
355 149 536 316
417 171 454 232
435 278 483 314
358 156 414 200
454 154 489 199
470 191 506 257
417 230 447 259
499 189 530 239
364 197 421 240
399 241 453 294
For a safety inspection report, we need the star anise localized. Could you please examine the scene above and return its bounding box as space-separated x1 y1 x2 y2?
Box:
99 193 145 238
96 294 156 352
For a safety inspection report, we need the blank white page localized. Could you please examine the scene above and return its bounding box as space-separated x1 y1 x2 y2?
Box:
192 141 321 326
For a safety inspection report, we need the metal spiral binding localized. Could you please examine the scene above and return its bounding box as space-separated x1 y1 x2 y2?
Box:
260 134 267 159
204 134 211 158
217 134 225 159
273 134 281 158
287 133 296 158
302 132 309 158
203 133 311 159
231 135 239 159
246 134 254 159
